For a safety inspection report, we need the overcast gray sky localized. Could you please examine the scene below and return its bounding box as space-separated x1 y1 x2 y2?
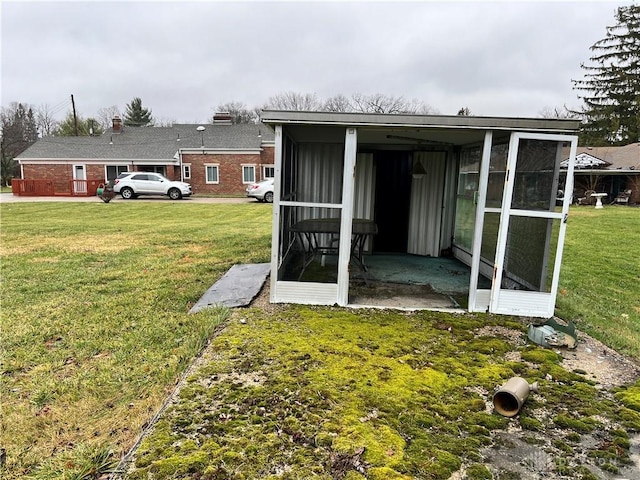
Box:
0 1 629 124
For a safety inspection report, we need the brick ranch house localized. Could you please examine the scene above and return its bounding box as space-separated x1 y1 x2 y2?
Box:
560 142 640 204
13 114 275 196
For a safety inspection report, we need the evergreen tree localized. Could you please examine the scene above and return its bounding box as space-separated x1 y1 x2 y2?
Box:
0 103 38 185
572 4 640 146
123 97 153 127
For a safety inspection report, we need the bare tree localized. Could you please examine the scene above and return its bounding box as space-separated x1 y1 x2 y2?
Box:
257 91 438 116
153 117 176 127
97 105 121 130
350 93 434 114
264 92 321 111
35 103 59 136
538 105 577 119
323 94 353 112
215 101 258 124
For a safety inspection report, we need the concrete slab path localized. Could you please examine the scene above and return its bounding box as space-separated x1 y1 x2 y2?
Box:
189 263 270 313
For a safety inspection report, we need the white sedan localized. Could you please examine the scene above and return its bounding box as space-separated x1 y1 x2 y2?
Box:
246 178 274 203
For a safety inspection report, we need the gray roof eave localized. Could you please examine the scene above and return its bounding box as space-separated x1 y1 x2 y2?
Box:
260 110 581 133
570 168 640 175
18 157 179 164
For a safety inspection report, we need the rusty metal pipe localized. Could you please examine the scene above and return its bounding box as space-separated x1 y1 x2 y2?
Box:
493 377 539 417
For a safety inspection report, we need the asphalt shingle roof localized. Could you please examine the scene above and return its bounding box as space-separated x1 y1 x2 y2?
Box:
575 143 639 170
17 123 274 160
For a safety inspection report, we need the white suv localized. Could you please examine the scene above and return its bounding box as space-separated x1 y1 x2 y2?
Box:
113 172 192 200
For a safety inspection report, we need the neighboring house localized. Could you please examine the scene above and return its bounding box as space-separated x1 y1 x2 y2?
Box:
560 142 640 204
261 110 581 318
13 114 275 196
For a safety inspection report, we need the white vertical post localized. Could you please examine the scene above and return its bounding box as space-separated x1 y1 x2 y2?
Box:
270 125 283 302
337 127 357 306
468 131 493 311
490 132 519 312
548 137 578 305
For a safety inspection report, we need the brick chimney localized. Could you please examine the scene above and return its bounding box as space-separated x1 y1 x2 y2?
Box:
212 112 233 124
112 116 123 133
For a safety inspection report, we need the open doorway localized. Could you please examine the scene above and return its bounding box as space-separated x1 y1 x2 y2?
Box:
373 151 412 253
349 149 467 310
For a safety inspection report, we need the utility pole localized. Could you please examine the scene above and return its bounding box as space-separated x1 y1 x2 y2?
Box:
71 94 79 136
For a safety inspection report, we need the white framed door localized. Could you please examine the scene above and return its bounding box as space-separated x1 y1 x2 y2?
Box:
488 132 577 318
73 164 87 194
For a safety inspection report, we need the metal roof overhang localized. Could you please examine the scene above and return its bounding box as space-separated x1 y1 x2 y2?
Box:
261 110 580 147
261 110 581 132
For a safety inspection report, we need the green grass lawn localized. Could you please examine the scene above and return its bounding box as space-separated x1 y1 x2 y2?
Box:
0 202 272 479
556 206 640 357
1 202 639 479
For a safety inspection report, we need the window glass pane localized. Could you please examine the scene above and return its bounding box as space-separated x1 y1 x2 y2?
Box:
453 146 481 251
473 211 500 294
264 166 275 178
486 143 508 208
243 166 255 183
206 166 218 183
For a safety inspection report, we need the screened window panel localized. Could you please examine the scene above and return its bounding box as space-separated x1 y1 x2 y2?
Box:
277 205 341 283
511 139 557 211
502 216 558 292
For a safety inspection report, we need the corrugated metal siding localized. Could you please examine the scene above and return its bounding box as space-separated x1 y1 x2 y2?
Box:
407 152 447 256
353 153 375 253
491 290 553 318
287 144 345 252
273 281 338 305
354 153 375 219
297 143 344 205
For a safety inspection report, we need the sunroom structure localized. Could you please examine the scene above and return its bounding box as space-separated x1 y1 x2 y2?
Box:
261 110 579 318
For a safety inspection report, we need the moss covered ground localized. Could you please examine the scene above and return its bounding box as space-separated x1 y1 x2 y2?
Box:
128 307 640 479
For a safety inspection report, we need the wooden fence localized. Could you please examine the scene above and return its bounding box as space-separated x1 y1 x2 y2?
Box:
11 179 102 197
